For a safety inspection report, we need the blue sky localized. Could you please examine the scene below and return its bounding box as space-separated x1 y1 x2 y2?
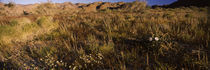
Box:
0 0 177 5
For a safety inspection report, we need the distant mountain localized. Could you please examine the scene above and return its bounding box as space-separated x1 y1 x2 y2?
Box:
167 0 210 7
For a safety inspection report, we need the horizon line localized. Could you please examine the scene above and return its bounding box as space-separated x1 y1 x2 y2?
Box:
0 0 176 6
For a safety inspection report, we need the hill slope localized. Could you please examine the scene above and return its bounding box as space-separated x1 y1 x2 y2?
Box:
168 0 210 7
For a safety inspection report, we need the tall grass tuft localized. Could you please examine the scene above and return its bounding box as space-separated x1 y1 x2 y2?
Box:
0 16 58 44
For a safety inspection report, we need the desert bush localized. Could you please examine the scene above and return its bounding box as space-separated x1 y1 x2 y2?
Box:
23 11 29 15
4 2 15 8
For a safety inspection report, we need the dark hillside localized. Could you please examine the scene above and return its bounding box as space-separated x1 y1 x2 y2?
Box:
168 0 210 7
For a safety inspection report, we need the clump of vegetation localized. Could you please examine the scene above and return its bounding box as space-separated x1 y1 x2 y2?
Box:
36 3 57 15
0 16 58 44
23 11 30 15
4 2 15 8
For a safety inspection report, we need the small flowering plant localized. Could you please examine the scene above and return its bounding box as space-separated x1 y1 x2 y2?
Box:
144 36 162 53
148 36 161 48
148 36 160 42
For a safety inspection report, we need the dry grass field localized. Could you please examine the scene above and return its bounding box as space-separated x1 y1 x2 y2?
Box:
0 1 209 69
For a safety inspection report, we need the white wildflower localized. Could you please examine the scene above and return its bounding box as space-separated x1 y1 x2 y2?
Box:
149 37 153 41
73 66 77 70
154 37 159 41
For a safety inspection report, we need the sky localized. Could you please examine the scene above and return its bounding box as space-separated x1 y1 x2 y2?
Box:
0 0 177 6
